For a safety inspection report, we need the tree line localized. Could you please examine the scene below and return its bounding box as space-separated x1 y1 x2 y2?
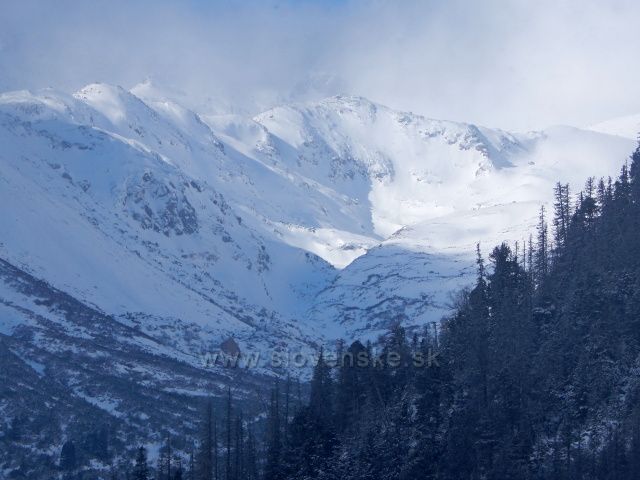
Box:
259 141 640 480
64 141 640 479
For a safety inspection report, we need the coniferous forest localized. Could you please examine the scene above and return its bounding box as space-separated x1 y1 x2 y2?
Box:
99 142 640 480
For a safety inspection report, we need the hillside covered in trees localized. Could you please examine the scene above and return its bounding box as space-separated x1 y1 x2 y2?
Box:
258 141 640 480
62 142 640 480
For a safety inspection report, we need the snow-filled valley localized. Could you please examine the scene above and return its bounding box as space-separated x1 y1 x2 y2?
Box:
0 81 637 469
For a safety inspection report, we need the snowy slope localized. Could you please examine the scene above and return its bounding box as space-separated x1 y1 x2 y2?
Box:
0 87 331 367
589 113 640 140
253 95 525 237
303 123 635 340
1 85 634 346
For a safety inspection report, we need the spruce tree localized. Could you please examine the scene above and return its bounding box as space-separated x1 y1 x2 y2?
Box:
188 450 195 480
174 457 184 480
553 182 571 251
629 140 640 201
310 347 333 422
234 412 243 480
197 398 214 480
244 426 259 480
535 205 549 285
225 387 232 480
60 440 77 471
133 446 149 480
264 382 281 480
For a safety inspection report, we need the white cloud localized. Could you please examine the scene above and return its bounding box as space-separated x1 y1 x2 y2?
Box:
1 0 639 130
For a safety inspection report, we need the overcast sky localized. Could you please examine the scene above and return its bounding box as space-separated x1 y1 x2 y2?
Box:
1 0 639 130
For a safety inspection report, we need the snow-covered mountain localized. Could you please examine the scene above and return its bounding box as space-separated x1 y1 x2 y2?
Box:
589 113 640 140
309 124 635 339
1 81 635 368
0 82 637 474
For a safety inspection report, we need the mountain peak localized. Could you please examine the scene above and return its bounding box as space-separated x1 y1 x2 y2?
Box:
73 83 146 125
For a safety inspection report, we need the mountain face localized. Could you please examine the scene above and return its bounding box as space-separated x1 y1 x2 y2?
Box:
0 82 636 475
589 112 640 140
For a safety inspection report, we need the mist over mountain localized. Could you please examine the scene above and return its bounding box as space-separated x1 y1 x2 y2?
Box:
2 1 640 130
